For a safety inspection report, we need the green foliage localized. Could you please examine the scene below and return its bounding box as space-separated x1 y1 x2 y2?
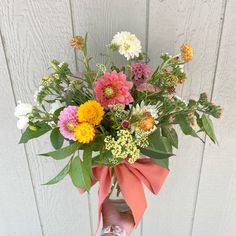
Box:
201 114 217 143
43 161 70 185
83 146 94 178
40 142 79 160
50 60 71 79
162 127 178 148
92 151 116 166
50 128 64 150
174 114 198 138
19 124 51 144
151 158 169 170
70 156 91 191
141 128 174 159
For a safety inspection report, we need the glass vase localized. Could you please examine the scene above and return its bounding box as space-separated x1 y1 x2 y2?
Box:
107 176 130 213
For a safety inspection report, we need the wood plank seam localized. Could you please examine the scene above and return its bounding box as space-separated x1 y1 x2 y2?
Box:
189 0 229 235
69 0 79 72
0 29 44 236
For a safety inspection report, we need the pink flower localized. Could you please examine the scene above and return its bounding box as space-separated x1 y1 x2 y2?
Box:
58 106 78 140
93 71 133 107
131 62 152 81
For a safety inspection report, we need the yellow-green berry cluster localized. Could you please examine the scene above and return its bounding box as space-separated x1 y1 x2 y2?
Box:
40 75 59 87
104 129 140 164
135 131 149 148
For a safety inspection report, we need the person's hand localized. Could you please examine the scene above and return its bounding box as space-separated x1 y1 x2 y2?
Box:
102 199 135 236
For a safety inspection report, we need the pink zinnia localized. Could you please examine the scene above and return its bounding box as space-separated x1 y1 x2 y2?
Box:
93 71 133 107
131 62 152 81
58 106 78 140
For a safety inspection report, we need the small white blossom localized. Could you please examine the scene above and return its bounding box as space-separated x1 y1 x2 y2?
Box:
179 64 184 72
111 31 142 60
34 86 43 103
49 100 65 114
14 101 33 118
58 62 65 68
14 101 33 129
17 116 29 130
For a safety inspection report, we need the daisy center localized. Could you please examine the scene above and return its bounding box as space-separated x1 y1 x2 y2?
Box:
139 116 155 132
66 122 75 131
104 86 114 97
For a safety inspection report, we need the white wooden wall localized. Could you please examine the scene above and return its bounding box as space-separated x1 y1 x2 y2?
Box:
0 0 236 235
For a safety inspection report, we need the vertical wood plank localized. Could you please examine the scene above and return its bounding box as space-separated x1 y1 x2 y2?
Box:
143 0 225 235
70 1 147 235
0 1 90 235
0 33 42 235
192 1 236 235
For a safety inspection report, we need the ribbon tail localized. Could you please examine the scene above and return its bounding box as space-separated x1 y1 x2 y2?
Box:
114 164 147 226
94 166 112 232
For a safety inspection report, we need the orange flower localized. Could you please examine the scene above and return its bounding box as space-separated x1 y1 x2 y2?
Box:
139 115 155 132
181 43 193 62
70 36 84 50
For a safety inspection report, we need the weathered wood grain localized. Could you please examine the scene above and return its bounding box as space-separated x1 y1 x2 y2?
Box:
192 1 236 235
70 1 147 235
1 0 236 235
0 1 90 235
0 32 42 235
143 0 225 235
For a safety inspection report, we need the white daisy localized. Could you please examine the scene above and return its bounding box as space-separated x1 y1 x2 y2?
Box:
130 101 158 134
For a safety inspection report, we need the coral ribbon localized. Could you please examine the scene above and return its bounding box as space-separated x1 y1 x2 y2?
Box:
79 158 169 228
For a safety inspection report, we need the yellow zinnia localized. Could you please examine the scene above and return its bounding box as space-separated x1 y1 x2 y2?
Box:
74 122 96 143
77 100 104 125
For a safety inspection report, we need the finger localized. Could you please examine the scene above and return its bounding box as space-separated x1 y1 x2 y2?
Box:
102 199 120 224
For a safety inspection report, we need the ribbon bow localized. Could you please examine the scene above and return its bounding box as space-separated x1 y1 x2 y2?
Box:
80 158 169 228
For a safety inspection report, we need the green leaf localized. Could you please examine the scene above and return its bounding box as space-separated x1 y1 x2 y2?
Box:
162 127 178 148
141 148 174 159
92 151 115 166
90 134 105 151
40 142 79 160
152 158 169 170
147 129 173 154
43 161 70 185
83 146 94 178
53 107 65 118
50 128 64 150
202 114 217 143
140 129 174 159
175 115 198 138
70 156 91 191
19 124 51 144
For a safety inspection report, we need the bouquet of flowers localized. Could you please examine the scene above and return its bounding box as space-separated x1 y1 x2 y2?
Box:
15 31 222 227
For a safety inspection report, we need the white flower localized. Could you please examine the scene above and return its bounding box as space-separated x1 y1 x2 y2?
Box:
14 101 33 130
111 31 142 60
58 62 65 68
34 86 43 103
179 64 184 72
14 101 33 118
132 101 158 119
49 100 65 114
130 101 158 134
17 116 29 130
